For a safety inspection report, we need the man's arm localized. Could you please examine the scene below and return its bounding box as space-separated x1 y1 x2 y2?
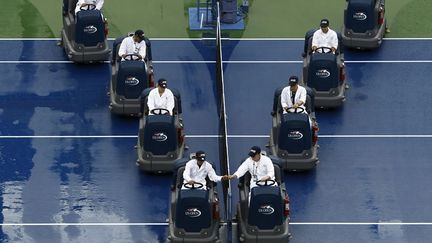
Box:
280 87 289 110
183 162 193 183
331 31 339 53
311 31 319 51
207 165 222 182
259 158 275 181
75 0 84 14
229 160 249 179
138 43 146 60
297 87 307 106
96 0 104 10
147 90 155 112
166 90 175 115
118 39 128 58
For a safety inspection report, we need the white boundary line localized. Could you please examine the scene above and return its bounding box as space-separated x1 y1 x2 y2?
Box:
229 38 432 41
1 60 432 64
2 135 432 139
0 223 169 226
0 60 74 64
0 135 219 139
227 135 432 138
224 60 302 64
199 13 204 29
2 222 432 226
154 60 215 64
346 60 432 64
1 37 432 41
0 135 137 139
291 222 432 225
0 60 215 64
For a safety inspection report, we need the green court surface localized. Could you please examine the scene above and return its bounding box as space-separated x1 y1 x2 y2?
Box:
0 0 431 38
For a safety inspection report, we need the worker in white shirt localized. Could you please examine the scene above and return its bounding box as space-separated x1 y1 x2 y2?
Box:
182 151 228 189
118 29 147 62
75 0 104 14
311 19 338 54
147 79 175 115
280 76 307 113
228 146 276 190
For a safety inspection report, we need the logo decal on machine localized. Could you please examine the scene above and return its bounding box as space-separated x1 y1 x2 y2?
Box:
185 208 202 218
315 69 331 78
353 12 367 21
287 131 303 140
152 133 167 142
83 25 98 34
125 77 140 86
258 205 275 215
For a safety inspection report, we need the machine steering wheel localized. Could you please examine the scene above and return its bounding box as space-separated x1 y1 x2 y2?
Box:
285 107 305 114
313 47 334 54
183 181 204 189
80 4 96 11
256 179 277 187
123 54 142 61
150 108 170 115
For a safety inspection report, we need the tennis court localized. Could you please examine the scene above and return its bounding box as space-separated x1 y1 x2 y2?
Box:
1 37 432 242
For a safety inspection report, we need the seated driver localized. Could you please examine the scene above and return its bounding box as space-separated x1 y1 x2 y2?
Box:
147 79 175 115
118 29 147 63
75 0 104 15
182 151 227 190
311 19 338 54
228 146 276 190
280 76 307 113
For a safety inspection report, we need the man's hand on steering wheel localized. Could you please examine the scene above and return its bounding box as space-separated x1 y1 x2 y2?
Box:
183 181 204 189
80 3 96 11
258 176 271 182
285 106 305 114
256 178 277 187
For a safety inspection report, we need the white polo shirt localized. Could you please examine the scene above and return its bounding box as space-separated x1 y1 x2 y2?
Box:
312 28 338 51
281 85 307 112
182 160 222 189
147 88 175 115
118 36 147 61
233 154 275 189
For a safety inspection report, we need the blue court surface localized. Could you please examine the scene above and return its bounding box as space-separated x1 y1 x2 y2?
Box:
1 38 432 242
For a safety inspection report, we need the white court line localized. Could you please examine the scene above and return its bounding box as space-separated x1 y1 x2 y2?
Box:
0 38 202 41
0 135 219 139
1 37 432 41
230 38 432 41
200 13 204 29
2 135 432 139
2 222 432 226
291 222 432 226
0 60 73 64
225 60 432 64
224 60 302 64
346 60 432 64
227 135 432 138
320 135 432 138
154 60 215 64
229 134 432 138
2 60 432 64
0 60 214 64
0 135 137 139
0 223 168 226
